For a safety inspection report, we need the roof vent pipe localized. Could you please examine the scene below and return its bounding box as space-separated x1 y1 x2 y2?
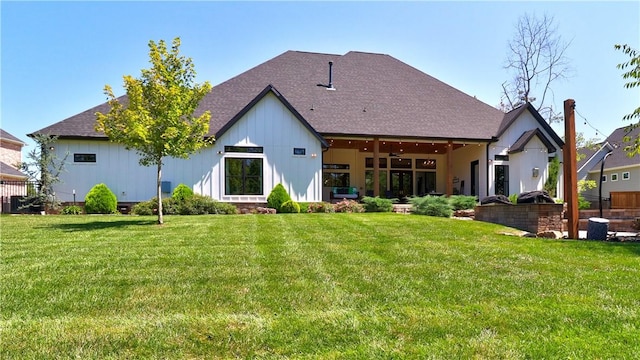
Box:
328 61 334 90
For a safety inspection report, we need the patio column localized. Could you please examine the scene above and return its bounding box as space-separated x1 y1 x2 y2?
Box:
446 140 453 196
373 137 380 197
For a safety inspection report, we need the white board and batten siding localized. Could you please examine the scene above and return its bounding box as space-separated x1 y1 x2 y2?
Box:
487 109 564 197
54 92 324 204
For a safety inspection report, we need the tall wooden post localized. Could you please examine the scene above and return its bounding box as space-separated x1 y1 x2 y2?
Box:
563 99 579 239
373 137 380 197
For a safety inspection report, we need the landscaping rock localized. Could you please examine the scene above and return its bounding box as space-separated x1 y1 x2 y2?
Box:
256 207 276 214
537 230 564 239
453 209 475 218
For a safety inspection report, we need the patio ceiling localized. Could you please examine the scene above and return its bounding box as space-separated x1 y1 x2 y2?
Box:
325 138 481 155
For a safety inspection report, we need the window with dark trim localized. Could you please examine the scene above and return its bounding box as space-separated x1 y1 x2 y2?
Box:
293 148 306 156
495 165 509 196
494 154 509 161
74 153 96 163
224 146 263 153
390 158 411 169
416 159 437 169
323 164 350 170
365 157 388 168
225 158 263 195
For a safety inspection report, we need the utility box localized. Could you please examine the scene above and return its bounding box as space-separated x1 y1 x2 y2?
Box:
161 181 172 194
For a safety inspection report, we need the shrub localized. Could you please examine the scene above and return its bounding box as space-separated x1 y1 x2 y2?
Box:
298 202 311 213
132 195 237 215
307 202 335 213
280 200 301 213
448 195 478 211
334 199 365 213
361 196 393 212
267 183 292 212
578 195 591 210
61 205 83 215
509 193 519 204
172 184 194 203
132 200 155 215
84 183 117 214
410 195 452 218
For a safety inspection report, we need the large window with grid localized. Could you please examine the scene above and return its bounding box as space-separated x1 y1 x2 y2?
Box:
225 158 263 195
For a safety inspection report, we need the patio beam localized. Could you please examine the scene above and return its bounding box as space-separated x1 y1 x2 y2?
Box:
373 137 380 197
446 140 453 196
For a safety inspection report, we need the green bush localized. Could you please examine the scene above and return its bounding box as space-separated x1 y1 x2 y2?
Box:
267 183 292 213
509 193 519 204
132 195 237 215
172 184 194 203
334 199 365 213
298 202 311 213
410 195 452 218
578 195 591 210
448 195 478 211
361 196 394 212
61 205 83 215
84 183 117 214
280 200 301 213
307 202 335 213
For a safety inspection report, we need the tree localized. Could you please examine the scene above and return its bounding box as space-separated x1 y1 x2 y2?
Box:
95 38 213 224
501 13 572 123
21 133 68 212
614 44 640 157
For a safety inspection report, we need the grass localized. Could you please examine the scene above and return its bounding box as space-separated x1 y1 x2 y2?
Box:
1 213 639 359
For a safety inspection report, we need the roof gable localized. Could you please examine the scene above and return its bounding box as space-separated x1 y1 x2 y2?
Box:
585 125 640 172
0 129 26 145
497 103 564 147
217 84 328 147
509 128 557 154
0 161 27 179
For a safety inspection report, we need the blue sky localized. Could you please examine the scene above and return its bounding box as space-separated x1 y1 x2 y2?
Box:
2 1 639 159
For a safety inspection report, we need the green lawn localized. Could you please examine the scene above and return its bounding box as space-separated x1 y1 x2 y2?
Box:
1 214 639 359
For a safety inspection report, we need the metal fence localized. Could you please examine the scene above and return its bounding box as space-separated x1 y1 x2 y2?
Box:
0 180 39 213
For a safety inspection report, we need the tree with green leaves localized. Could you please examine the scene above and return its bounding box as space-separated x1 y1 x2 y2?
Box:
21 133 68 212
614 44 640 157
96 38 213 224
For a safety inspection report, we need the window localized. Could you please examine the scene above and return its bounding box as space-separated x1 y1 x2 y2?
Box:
293 148 306 156
323 164 350 170
224 146 263 153
225 158 263 195
495 165 509 196
365 170 387 196
74 153 96 163
611 173 618 182
390 158 411 169
602 175 607 183
416 159 437 169
494 154 509 161
622 172 630 180
365 157 388 168
323 173 350 187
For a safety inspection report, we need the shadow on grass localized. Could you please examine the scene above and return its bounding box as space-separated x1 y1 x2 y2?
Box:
41 218 159 232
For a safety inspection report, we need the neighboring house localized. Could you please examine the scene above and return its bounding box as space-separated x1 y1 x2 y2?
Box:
0 129 28 212
578 126 640 203
30 50 565 204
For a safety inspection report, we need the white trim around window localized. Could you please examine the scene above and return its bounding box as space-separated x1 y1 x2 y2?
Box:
611 173 619 182
622 172 630 180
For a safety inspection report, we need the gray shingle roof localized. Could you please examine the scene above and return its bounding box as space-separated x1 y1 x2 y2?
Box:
586 126 640 171
0 129 26 144
31 50 514 141
0 161 27 179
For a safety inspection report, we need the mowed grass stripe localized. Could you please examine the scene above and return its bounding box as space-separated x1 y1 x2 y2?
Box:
1 214 639 358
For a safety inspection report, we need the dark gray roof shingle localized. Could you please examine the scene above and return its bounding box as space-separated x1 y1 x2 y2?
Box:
31 50 513 141
0 129 26 144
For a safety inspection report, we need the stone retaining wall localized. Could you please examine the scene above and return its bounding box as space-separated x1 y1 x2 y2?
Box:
475 203 564 233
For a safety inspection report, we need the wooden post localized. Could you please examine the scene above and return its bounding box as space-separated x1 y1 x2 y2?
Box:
446 141 453 196
563 99 579 239
373 137 380 197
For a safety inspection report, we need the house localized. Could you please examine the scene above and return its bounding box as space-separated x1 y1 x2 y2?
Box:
0 129 28 212
578 125 640 207
30 50 565 205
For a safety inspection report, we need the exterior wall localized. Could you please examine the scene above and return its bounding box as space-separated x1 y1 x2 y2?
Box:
583 165 640 201
0 140 23 170
475 203 564 233
487 110 563 198
322 143 486 200
52 93 324 203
